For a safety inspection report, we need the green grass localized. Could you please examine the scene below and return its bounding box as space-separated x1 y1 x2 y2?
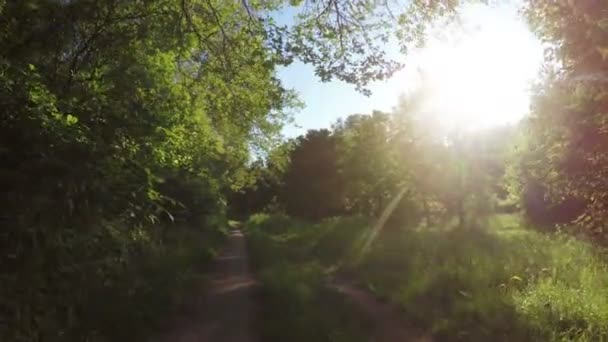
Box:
353 214 608 341
245 213 372 342
246 213 608 341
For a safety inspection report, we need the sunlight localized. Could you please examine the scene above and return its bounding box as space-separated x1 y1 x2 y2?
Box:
403 3 543 131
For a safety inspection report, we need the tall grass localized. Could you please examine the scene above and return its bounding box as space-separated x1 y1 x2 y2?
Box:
353 215 608 341
245 214 372 342
247 213 608 341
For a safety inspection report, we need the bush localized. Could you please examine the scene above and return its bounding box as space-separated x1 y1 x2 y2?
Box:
2 220 224 342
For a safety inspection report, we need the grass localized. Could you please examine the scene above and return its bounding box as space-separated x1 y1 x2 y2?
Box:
245 213 372 342
246 212 608 341
353 214 608 341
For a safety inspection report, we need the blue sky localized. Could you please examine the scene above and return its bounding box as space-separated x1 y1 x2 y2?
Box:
273 4 407 137
278 61 406 137
277 1 542 138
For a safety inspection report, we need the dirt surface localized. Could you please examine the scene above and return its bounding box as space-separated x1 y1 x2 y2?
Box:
151 229 429 342
332 277 433 342
151 230 257 342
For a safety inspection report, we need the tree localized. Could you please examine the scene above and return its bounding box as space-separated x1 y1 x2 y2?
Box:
333 111 400 216
281 129 345 220
391 87 514 228
0 0 292 339
511 0 608 239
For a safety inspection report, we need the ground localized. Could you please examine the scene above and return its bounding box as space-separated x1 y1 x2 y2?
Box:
331 276 432 342
151 227 438 342
151 230 257 342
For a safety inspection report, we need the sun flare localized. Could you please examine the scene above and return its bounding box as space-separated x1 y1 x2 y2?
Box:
403 4 543 131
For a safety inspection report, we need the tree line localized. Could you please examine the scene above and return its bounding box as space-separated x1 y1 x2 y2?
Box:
232 102 513 227
234 0 608 242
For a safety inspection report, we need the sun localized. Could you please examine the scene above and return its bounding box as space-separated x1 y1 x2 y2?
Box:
403 3 543 131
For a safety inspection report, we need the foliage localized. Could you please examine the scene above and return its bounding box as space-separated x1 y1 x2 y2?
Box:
281 130 345 219
0 0 290 339
229 143 293 218
239 94 515 226
6 0 608 339
506 0 608 239
333 111 401 216
1 0 471 336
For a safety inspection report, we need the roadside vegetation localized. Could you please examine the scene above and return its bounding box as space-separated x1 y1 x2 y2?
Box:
247 214 608 341
355 216 608 341
246 214 372 342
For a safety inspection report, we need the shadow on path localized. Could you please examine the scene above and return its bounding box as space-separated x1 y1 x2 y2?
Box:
151 230 257 342
331 276 433 342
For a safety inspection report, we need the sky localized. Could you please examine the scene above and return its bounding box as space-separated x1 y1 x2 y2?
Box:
277 2 543 137
278 61 406 137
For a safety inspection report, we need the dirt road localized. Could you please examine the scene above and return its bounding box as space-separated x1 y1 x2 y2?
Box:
152 229 430 342
152 230 257 342
332 277 432 342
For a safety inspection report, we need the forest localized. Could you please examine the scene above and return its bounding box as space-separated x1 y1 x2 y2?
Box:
2 0 608 341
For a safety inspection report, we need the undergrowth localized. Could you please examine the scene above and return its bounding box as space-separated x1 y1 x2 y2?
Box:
354 215 608 341
6 222 226 342
247 213 608 341
245 214 371 342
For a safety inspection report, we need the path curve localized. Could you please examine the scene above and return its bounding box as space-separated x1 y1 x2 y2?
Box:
151 230 257 342
331 277 433 342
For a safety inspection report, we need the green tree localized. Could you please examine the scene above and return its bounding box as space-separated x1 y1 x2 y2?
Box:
0 0 294 339
391 88 513 228
333 111 400 216
281 129 345 220
511 0 608 238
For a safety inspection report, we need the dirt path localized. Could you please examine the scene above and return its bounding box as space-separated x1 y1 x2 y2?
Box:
331 277 432 342
152 230 257 342
151 229 428 342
